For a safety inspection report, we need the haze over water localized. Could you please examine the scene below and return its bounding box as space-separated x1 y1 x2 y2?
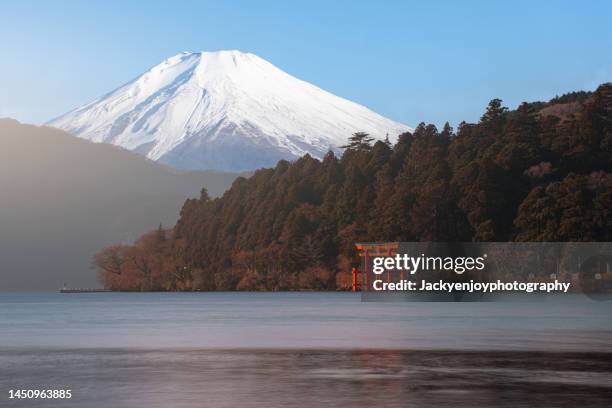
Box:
1 292 611 407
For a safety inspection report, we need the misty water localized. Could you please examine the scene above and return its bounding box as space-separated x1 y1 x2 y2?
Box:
1 292 611 407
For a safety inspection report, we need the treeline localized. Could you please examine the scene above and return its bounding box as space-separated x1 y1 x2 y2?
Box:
95 84 612 291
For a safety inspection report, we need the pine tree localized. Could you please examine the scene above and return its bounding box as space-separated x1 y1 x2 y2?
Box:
480 98 508 124
340 132 375 151
383 133 392 147
441 122 454 139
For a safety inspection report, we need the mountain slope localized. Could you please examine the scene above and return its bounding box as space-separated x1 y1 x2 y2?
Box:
0 119 242 291
47 50 410 171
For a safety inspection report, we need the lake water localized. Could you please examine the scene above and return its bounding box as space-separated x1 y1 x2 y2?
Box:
1 292 611 407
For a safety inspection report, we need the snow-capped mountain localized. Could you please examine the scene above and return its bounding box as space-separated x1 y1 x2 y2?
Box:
48 50 411 172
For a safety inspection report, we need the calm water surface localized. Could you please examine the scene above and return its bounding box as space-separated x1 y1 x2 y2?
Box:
1 292 611 407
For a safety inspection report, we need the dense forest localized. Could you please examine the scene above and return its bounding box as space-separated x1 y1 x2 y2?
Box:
94 84 611 291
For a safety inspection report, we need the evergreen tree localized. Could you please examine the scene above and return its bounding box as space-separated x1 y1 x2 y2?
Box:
340 132 375 151
480 98 508 124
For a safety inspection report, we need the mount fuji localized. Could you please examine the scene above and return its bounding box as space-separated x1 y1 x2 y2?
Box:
48 50 410 172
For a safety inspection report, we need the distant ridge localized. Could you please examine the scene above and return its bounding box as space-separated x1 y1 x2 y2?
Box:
0 119 242 291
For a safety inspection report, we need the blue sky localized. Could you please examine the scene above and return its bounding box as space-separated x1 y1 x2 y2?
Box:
1 0 611 128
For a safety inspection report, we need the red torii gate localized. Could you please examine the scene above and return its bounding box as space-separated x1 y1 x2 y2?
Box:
352 242 399 291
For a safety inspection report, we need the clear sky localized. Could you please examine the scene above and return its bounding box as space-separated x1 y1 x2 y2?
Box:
1 0 610 128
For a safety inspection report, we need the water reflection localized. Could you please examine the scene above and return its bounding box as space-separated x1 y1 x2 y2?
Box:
2 349 611 408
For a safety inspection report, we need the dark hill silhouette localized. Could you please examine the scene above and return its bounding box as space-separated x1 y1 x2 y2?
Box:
0 119 244 290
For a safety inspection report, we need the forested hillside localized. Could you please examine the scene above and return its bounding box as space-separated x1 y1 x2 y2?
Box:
95 84 612 291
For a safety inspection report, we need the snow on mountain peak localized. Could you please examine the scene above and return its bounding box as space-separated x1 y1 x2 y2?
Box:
47 50 411 172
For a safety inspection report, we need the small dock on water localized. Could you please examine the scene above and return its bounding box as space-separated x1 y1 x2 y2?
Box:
59 287 112 293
